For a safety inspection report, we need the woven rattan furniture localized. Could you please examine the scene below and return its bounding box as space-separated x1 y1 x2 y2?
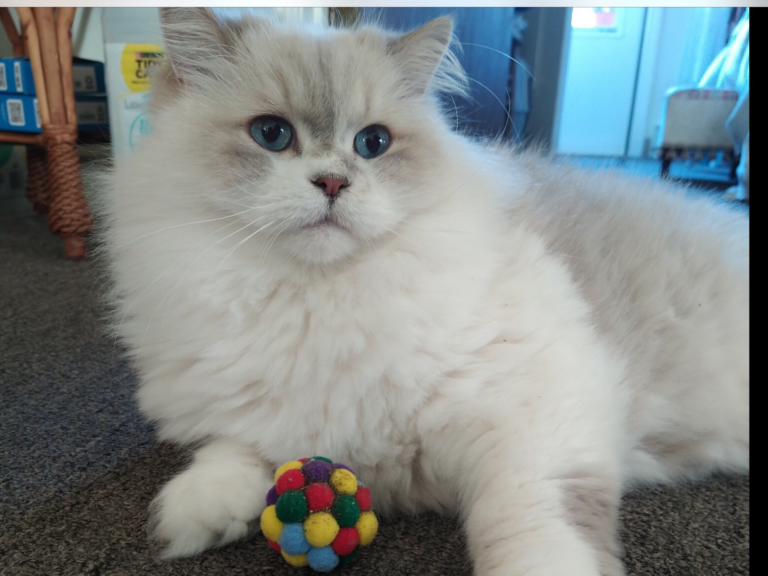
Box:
0 7 92 259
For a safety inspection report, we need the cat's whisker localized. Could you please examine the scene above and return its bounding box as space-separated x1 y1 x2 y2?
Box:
223 178 283 196
113 207 260 250
399 224 485 236
259 219 291 264
448 93 460 133
381 225 424 251
467 77 518 142
218 199 257 210
216 220 279 270
115 218 244 338
547 251 587 262
216 197 279 211
223 181 298 204
411 202 505 221
461 42 536 85
362 234 377 254
153 216 276 335
137 216 270 349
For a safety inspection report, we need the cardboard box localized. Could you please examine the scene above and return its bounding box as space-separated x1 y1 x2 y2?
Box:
0 58 36 94
0 57 106 95
0 94 40 132
0 93 108 133
72 57 107 95
75 95 109 132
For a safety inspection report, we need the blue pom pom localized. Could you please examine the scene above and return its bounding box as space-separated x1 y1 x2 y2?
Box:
279 523 311 555
307 546 339 572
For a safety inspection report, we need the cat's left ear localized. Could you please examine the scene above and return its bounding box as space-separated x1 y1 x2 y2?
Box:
388 16 464 96
158 8 234 87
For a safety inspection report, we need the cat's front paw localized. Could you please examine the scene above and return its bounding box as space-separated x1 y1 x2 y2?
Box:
150 439 273 558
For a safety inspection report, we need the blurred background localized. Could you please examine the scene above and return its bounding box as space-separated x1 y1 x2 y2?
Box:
0 6 750 215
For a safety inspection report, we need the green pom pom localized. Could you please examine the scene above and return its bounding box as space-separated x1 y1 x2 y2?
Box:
275 490 308 524
332 494 361 528
338 547 359 567
309 456 333 464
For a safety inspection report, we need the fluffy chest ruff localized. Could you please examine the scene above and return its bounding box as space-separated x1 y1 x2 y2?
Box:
127 207 498 455
117 198 625 515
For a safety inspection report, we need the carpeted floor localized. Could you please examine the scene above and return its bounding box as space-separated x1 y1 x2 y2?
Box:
0 196 748 575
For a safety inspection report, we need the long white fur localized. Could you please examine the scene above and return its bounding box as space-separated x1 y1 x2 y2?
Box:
97 10 748 575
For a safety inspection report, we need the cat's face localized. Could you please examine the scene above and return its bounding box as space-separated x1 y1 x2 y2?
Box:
151 9 465 265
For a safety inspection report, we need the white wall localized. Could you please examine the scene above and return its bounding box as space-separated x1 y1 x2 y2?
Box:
71 7 106 63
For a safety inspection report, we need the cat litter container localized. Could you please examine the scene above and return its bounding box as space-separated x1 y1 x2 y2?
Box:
102 7 164 164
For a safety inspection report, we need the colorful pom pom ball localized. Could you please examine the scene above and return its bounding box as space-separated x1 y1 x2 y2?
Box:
261 457 378 572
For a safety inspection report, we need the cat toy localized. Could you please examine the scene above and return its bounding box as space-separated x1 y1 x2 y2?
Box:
260 456 378 572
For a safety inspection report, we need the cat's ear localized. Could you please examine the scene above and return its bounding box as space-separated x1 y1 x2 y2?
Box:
388 16 466 97
158 8 234 86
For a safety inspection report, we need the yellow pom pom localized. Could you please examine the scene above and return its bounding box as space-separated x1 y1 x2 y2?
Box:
330 468 357 495
274 460 304 483
260 505 284 542
356 511 378 546
281 550 309 567
303 511 340 548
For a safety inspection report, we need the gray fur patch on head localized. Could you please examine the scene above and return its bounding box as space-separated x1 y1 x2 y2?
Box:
560 473 625 576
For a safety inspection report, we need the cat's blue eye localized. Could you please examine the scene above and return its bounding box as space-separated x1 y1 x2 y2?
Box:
354 125 390 159
250 116 293 151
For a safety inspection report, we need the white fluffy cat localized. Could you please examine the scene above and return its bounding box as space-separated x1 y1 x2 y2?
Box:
99 9 749 576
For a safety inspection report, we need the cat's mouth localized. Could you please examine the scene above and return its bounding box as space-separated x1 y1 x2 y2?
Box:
301 214 346 231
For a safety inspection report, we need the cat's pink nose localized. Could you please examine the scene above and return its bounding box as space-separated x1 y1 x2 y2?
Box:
312 176 348 197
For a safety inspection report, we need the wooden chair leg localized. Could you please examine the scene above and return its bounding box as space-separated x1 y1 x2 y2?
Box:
7 7 92 259
44 125 91 260
33 7 91 260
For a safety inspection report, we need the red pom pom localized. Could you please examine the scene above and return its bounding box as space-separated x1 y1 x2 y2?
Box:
355 486 372 511
298 457 309 463
276 469 306 495
267 538 281 553
305 482 334 511
331 527 360 556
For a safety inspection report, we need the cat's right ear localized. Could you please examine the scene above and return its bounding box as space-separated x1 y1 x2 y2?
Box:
158 8 231 87
388 16 468 98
